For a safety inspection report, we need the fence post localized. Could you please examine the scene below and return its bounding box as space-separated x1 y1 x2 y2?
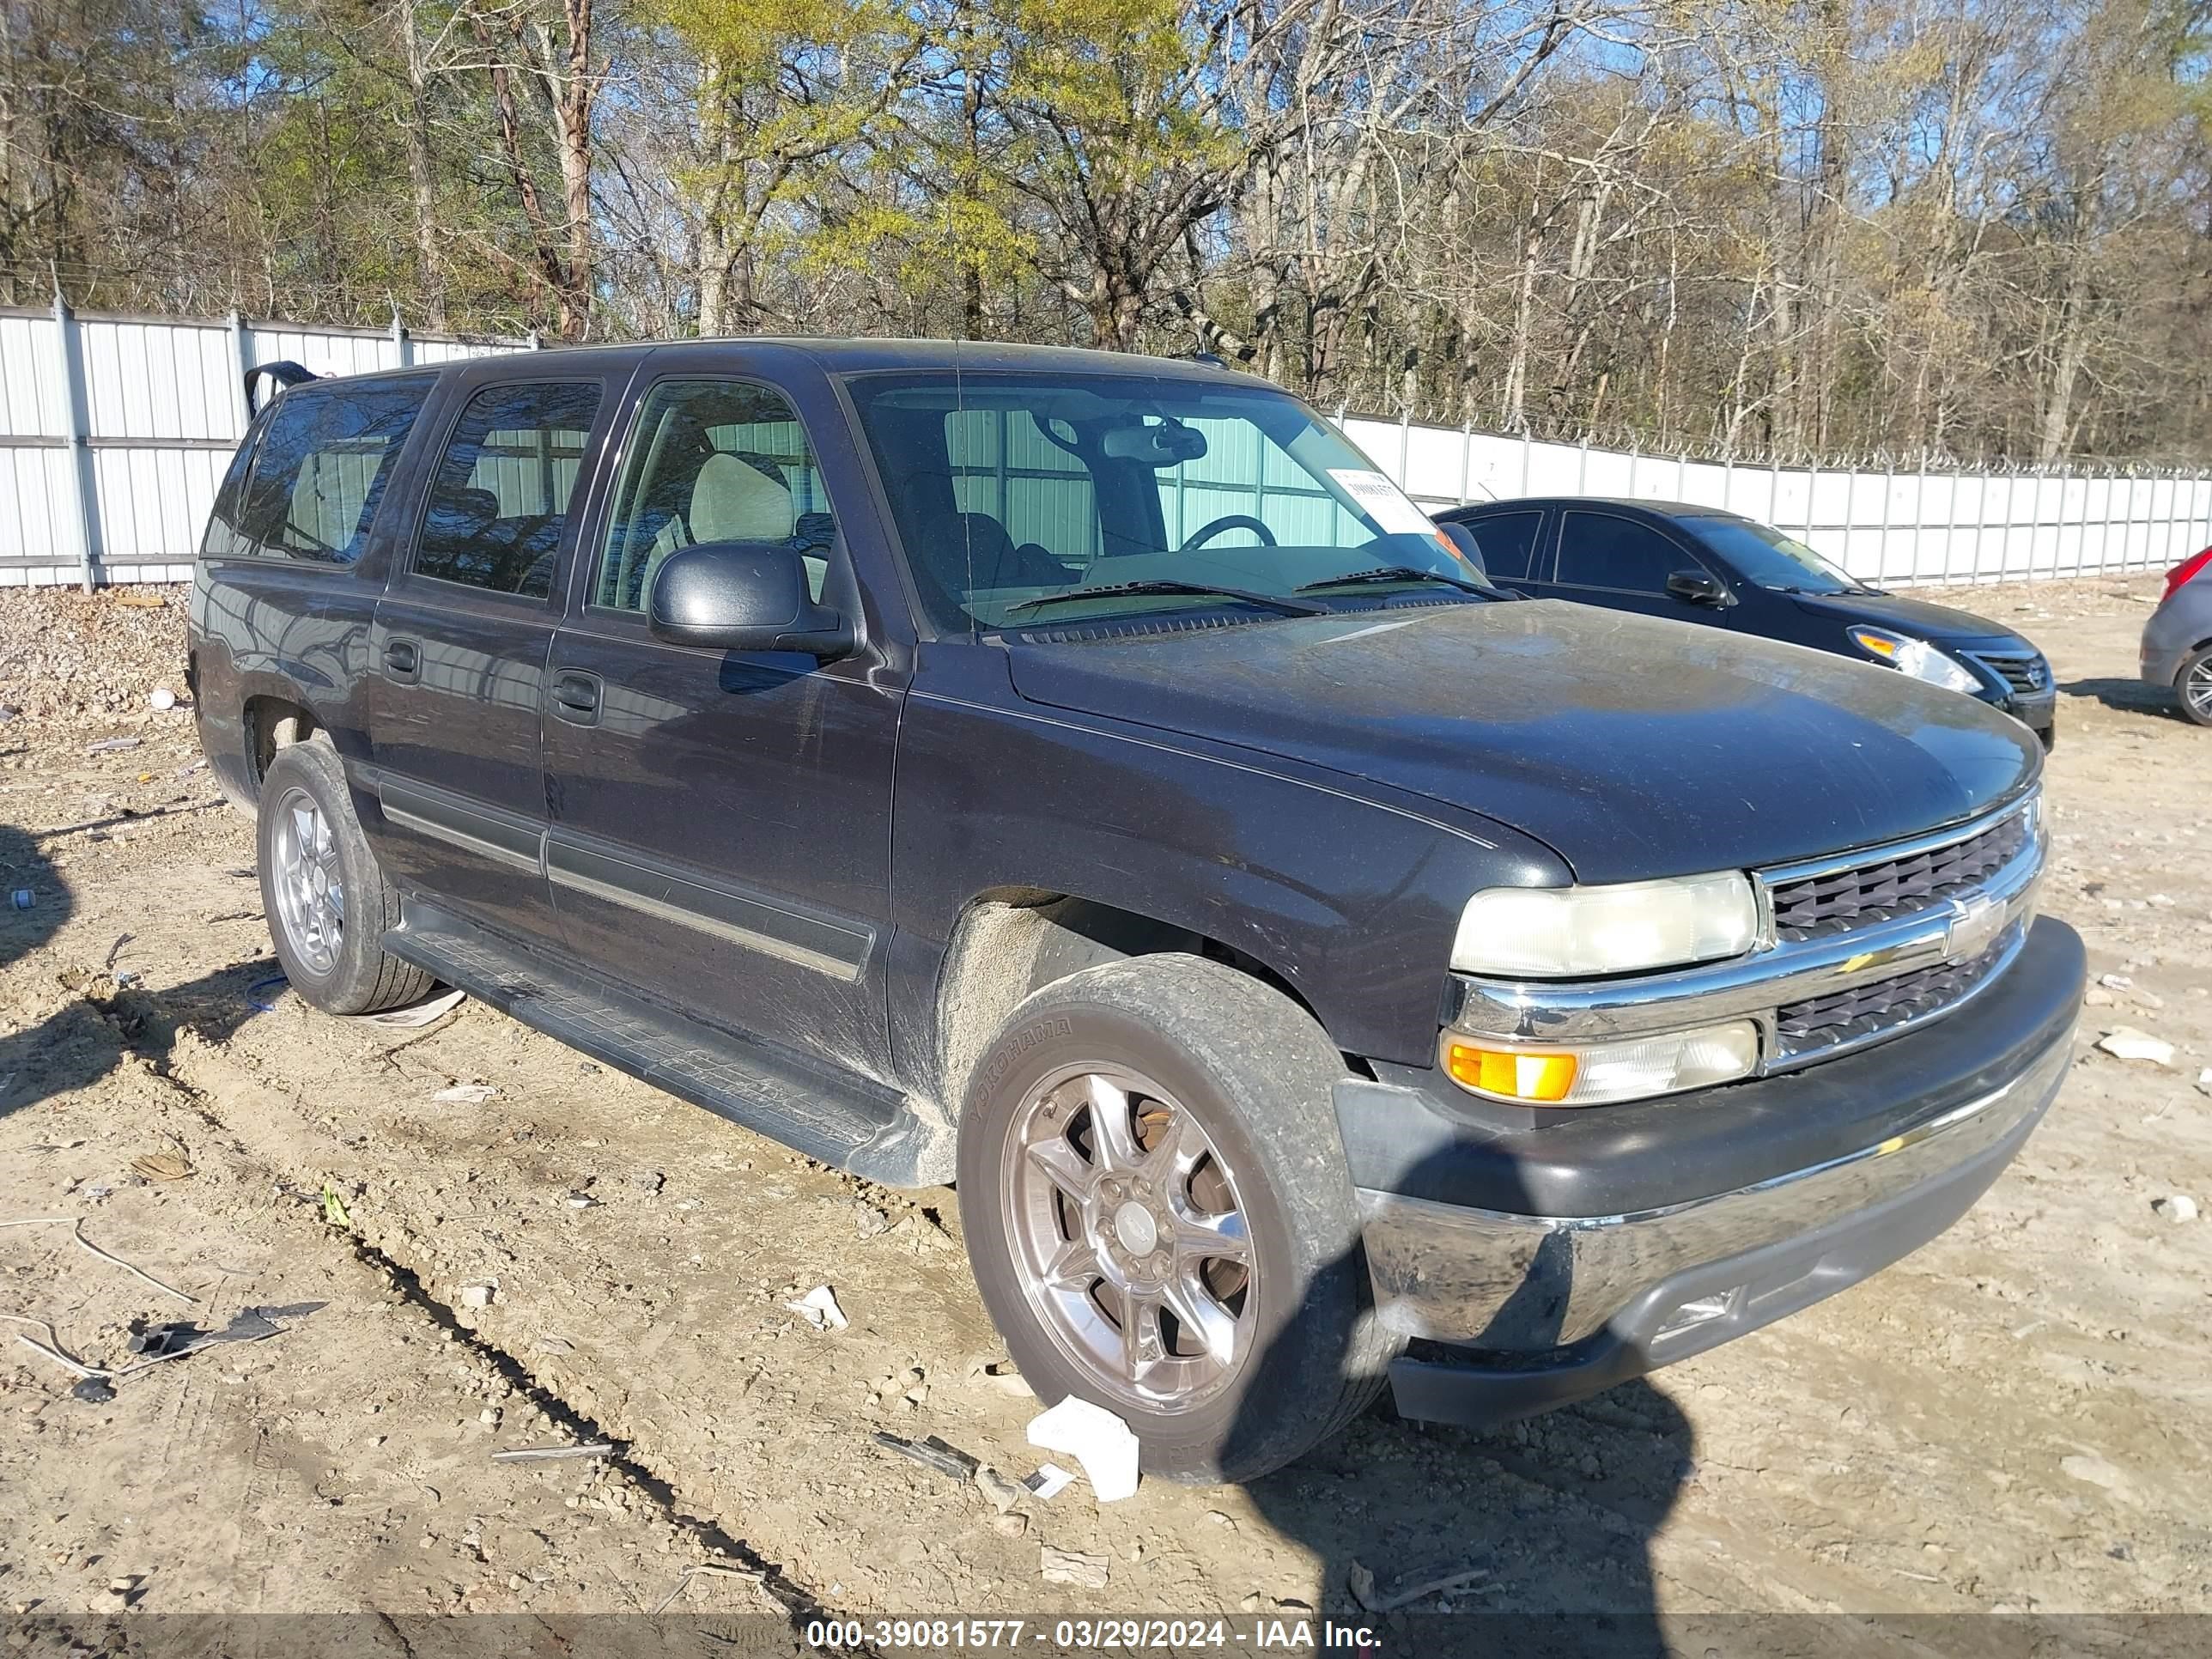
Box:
1968 468 1984 580
391 301 413 368
1914 460 1929 584
1460 421 1474 503
226 310 254 435
1839 462 1858 581
1723 454 1735 516
51 286 99 592
1875 460 1891 586
1577 435 1589 493
1398 409 1412 487
529 330 545 351
1520 428 1532 497
1805 459 1820 545
1676 449 1687 503
2059 462 2075 581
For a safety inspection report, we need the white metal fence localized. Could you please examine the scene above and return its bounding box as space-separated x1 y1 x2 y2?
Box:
1342 415 2212 589
0 301 526 588
2 301 2207 589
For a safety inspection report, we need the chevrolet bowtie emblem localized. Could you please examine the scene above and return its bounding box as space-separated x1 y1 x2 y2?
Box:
1948 893 2006 961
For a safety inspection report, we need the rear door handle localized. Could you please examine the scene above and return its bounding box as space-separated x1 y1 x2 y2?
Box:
383 638 420 681
550 670 601 723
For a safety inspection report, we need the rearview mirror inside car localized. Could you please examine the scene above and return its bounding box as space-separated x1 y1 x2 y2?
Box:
648 540 854 659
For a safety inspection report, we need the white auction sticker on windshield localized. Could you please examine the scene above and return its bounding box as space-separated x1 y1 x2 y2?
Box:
1328 469 1437 536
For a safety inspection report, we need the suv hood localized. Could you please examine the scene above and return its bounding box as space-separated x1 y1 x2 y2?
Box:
1006 602 2039 884
1788 588 2027 647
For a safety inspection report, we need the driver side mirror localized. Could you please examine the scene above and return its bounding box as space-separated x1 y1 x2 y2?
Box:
1666 568 1729 606
649 540 854 659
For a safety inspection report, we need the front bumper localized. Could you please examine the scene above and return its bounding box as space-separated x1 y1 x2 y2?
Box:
1341 915 2083 1427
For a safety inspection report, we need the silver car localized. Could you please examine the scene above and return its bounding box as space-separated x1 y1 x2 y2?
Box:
2142 548 2212 726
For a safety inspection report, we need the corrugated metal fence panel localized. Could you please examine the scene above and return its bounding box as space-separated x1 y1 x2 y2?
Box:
79 319 239 441
246 325 400 380
0 314 61 437
0 306 530 583
4 310 2209 586
1336 412 2212 588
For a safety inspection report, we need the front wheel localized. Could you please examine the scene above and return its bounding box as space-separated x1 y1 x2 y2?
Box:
2178 644 2212 727
957 954 1397 1482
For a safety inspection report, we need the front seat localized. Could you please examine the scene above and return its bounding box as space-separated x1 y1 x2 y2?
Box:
691 453 796 543
952 512 1066 589
634 453 800 608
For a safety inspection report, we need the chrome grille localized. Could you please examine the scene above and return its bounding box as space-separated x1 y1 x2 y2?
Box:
1773 930 2018 1061
1967 650 2049 695
1766 809 2032 942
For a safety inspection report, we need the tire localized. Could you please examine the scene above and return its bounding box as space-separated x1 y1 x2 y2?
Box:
2177 645 2212 727
957 953 1401 1483
255 739 435 1015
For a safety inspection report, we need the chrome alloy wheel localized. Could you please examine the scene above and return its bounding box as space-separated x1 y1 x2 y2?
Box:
269 785 344 975
1002 1066 1255 1411
2186 655 2212 721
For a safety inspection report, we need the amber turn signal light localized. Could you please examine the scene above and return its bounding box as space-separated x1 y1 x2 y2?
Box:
1443 1041 1578 1103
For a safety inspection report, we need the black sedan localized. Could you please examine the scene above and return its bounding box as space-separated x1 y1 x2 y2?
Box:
1435 495 2057 744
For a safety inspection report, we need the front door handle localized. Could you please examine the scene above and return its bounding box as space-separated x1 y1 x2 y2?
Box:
383 638 420 680
550 670 601 722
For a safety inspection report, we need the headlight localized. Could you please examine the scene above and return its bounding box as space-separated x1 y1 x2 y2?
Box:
1848 625 1980 694
1451 871 1759 978
1443 1020 1761 1107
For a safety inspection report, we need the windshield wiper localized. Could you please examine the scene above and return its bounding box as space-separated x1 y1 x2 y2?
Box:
1296 565 1498 599
1004 580 1327 618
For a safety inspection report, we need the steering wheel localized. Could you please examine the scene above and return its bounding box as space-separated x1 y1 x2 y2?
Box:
1179 514 1277 552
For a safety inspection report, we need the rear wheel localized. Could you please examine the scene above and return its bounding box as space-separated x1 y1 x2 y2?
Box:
256 740 434 1014
957 954 1398 1482
2178 645 2212 727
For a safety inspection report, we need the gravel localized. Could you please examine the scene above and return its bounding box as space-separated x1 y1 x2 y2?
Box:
0 586 190 726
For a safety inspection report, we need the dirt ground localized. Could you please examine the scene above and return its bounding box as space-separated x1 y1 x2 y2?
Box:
0 575 2208 1637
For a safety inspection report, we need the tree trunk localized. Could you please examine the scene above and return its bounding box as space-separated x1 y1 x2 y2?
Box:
398 2 445 330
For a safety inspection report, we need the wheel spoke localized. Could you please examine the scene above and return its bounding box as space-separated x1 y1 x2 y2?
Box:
1170 1205 1250 1267
1141 1103 1210 1181
1116 1285 1167 1382
1038 1237 1102 1295
1023 1133 1097 1203
1161 1270 1240 1368
1084 1074 1143 1170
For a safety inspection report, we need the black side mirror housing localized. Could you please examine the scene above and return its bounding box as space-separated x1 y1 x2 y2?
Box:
648 541 854 658
1667 568 1729 606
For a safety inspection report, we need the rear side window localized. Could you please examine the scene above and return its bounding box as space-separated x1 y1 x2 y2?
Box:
204 378 431 564
1557 511 1698 594
413 380 603 598
1463 510 1545 580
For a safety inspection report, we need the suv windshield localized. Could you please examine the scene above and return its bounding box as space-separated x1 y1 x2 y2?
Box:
1691 517 1863 595
846 371 1480 630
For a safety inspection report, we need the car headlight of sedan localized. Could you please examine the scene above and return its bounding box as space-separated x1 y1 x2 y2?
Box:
1451 871 1759 978
1848 625 1981 694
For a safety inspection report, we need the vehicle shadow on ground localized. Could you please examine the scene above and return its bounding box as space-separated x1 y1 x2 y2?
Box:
1229 1152 1691 1647
2060 676 2180 717
0 819 282 1123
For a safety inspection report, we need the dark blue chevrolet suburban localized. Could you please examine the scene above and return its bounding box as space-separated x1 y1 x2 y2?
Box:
188 340 2084 1481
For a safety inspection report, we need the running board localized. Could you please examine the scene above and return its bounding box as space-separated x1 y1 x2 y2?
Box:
382 901 954 1188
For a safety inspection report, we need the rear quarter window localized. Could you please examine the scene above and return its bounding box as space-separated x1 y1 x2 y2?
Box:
204 377 434 565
